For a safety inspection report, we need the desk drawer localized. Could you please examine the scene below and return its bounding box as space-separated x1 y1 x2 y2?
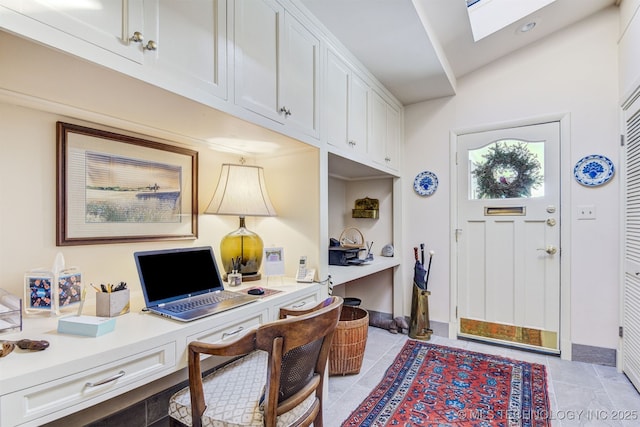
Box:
187 310 266 345
277 293 319 312
1 342 175 425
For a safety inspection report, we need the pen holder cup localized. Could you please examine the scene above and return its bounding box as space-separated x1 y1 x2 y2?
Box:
96 289 130 317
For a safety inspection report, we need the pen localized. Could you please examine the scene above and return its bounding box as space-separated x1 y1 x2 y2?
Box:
90 283 101 292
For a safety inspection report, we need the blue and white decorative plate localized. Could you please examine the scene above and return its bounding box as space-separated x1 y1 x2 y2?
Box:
413 171 438 196
573 155 615 187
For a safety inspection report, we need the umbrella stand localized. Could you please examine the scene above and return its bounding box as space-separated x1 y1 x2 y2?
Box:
409 244 433 340
409 282 433 340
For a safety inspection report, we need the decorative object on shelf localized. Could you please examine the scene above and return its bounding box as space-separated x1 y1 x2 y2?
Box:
340 227 364 248
381 243 394 257
573 154 615 187
205 159 277 281
471 142 543 199
56 122 198 246
413 171 438 196
352 197 379 219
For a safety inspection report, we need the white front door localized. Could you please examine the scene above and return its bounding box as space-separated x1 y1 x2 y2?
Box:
456 121 561 352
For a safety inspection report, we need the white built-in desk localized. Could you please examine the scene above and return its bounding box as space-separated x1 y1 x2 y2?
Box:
0 279 322 427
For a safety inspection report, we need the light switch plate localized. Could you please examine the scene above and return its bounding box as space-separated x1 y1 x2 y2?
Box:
577 205 596 220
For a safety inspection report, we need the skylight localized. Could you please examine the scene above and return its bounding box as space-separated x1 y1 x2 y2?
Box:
466 0 556 41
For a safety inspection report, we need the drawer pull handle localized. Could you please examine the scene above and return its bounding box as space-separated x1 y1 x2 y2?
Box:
292 301 307 309
222 327 244 339
85 370 125 387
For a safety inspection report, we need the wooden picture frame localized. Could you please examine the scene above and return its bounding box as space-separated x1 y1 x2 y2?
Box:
56 122 198 245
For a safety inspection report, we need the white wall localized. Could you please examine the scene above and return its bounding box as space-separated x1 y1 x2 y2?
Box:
403 7 620 350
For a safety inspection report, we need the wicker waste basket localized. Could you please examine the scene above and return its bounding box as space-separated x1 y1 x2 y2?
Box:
329 305 368 375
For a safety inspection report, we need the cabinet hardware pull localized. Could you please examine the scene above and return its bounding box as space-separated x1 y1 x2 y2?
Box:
130 31 144 43
85 370 125 387
349 140 356 146
279 106 292 117
292 301 307 309
222 326 244 339
144 40 157 51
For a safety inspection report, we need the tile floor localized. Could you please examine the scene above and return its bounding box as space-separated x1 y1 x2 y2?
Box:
325 327 640 426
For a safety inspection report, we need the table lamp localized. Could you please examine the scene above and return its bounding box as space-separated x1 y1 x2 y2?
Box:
205 163 276 281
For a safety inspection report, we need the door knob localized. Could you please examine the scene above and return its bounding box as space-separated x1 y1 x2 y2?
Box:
537 245 557 255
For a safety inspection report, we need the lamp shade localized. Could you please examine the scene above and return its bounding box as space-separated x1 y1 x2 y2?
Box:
205 164 276 217
205 163 276 281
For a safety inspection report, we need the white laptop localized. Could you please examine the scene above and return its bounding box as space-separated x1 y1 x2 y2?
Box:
134 246 258 322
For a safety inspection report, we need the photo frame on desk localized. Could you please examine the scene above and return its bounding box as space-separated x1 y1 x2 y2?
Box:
263 247 285 277
24 271 55 314
56 122 198 245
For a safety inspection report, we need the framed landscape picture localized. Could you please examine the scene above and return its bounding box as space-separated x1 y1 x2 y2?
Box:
56 122 198 245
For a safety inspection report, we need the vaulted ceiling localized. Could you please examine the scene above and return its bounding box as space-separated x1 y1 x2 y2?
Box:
300 0 617 105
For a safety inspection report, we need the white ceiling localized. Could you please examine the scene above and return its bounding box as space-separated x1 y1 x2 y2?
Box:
300 0 617 105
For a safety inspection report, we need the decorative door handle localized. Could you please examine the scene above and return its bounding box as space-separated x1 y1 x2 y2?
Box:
537 246 557 255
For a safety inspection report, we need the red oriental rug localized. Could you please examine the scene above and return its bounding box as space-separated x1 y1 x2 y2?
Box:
341 340 550 427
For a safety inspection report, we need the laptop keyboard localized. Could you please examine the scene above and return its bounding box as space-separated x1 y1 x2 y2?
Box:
165 291 238 313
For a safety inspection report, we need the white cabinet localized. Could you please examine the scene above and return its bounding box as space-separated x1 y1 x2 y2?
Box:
370 90 400 171
234 0 320 138
144 0 228 101
326 49 368 155
0 0 146 63
0 0 228 103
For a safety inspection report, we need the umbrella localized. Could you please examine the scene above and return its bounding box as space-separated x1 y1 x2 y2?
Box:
413 247 427 289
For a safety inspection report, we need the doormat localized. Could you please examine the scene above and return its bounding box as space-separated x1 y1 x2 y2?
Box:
341 340 550 426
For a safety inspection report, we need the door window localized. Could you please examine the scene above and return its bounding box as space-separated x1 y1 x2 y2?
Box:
468 139 544 199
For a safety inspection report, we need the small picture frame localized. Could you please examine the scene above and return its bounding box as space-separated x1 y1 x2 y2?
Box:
263 247 285 277
57 268 83 310
24 271 56 314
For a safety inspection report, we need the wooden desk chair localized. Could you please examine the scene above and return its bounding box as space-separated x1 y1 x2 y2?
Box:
169 296 343 427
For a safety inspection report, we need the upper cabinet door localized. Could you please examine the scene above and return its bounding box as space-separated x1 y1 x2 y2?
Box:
0 0 145 63
280 11 320 138
144 0 228 101
326 49 350 148
234 0 282 122
370 89 399 171
234 0 319 139
326 49 367 154
349 72 369 155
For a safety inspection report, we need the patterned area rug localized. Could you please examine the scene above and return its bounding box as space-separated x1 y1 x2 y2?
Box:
342 340 550 427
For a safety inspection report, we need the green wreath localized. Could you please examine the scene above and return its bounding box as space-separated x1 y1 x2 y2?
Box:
472 142 543 199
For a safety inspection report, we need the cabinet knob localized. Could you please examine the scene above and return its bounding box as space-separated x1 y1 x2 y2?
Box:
130 31 144 43
349 140 356 147
143 40 158 51
385 156 391 162
279 106 292 117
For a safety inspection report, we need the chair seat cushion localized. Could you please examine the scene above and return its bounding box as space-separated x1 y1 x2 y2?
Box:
169 350 316 427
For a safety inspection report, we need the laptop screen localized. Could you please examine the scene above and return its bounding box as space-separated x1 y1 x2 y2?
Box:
134 246 225 306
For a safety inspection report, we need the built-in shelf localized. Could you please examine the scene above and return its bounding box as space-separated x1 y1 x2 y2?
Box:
329 256 400 286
